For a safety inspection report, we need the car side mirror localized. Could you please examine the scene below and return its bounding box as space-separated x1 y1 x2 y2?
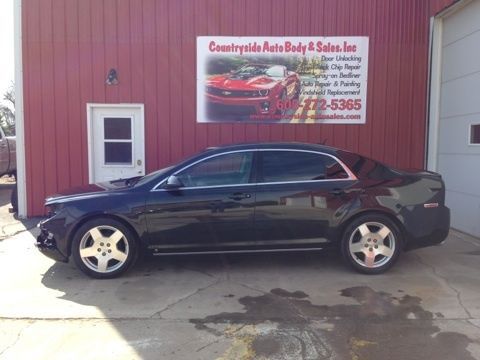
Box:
164 175 183 189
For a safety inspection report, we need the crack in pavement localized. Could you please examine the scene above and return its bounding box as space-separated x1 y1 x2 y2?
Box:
0 321 33 356
236 282 268 295
451 232 480 248
150 277 222 319
413 253 473 319
1 316 479 323
0 228 27 241
194 324 247 353
0 317 200 321
467 319 480 333
179 266 216 279
0 223 38 241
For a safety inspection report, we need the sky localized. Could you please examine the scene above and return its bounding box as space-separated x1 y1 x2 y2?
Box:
0 0 14 107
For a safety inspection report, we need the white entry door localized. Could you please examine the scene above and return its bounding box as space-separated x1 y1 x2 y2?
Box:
88 104 145 183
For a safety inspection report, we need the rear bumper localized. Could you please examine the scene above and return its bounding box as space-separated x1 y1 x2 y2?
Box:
35 225 68 263
403 205 450 251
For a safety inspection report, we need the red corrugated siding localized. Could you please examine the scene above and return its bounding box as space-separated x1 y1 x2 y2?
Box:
22 0 455 216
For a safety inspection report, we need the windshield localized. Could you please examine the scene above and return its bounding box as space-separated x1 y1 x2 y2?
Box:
133 166 173 187
232 65 284 78
265 65 285 77
133 148 214 187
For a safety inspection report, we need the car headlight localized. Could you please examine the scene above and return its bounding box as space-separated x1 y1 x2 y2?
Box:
259 89 269 96
45 203 63 217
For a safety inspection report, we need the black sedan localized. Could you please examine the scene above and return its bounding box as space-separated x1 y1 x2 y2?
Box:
36 142 450 278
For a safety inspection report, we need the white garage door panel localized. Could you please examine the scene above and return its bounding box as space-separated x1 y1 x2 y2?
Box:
438 154 480 196
442 29 480 81
445 190 480 237
438 114 480 154
443 0 480 45
436 0 480 238
440 72 480 117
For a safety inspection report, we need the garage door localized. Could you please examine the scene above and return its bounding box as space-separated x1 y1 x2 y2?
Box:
437 0 480 237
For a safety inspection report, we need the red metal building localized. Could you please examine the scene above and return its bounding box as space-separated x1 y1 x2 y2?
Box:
16 0 457 216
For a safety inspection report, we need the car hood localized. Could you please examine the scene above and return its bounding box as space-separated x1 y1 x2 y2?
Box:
45 181 128 205
207 74 278 90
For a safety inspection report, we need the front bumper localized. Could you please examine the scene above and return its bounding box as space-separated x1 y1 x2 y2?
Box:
35 224 69 263
206 94 275 115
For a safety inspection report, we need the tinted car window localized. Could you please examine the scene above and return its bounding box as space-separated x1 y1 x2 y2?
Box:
260 151 348 183
177 152 253 187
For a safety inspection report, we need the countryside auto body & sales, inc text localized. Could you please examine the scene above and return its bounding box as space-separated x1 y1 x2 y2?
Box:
197 37 369 124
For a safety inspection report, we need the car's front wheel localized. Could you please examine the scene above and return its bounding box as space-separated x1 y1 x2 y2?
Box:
341 214 402 274
72 218 138 279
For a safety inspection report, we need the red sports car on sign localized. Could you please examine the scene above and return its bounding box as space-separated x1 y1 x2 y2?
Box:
206 64 301 117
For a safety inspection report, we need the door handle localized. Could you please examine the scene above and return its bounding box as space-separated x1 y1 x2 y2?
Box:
228 192 251 201
329 188 345 196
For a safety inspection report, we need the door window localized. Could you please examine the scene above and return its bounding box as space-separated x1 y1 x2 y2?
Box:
177 152 254 187
260 150 348 183
103 117 133 165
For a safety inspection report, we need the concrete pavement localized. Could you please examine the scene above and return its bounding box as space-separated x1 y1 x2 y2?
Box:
0 176 38 241
0 226 480 359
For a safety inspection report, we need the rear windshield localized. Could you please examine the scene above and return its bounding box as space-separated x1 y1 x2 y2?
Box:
337 151 398 180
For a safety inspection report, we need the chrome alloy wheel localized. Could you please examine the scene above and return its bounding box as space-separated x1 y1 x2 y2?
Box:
348 221 396 269
79 225 130 273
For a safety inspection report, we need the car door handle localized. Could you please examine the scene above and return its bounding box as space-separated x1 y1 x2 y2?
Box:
329 188 345 196
228 192 251 201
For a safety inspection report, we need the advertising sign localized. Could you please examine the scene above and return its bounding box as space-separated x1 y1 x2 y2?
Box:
197 36 369 124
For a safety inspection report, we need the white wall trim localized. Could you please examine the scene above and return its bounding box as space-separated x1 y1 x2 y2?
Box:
86 103 145 184
426 16 443 172
14 0 27 218
435 0 472 18
426 0 473 171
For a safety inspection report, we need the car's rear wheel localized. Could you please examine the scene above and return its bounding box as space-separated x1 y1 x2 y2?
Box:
72 218 138 279
341 214 402 274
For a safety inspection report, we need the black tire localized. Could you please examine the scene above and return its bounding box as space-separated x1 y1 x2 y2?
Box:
10 183 18 213
340 214 402 274
71 217 138 279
